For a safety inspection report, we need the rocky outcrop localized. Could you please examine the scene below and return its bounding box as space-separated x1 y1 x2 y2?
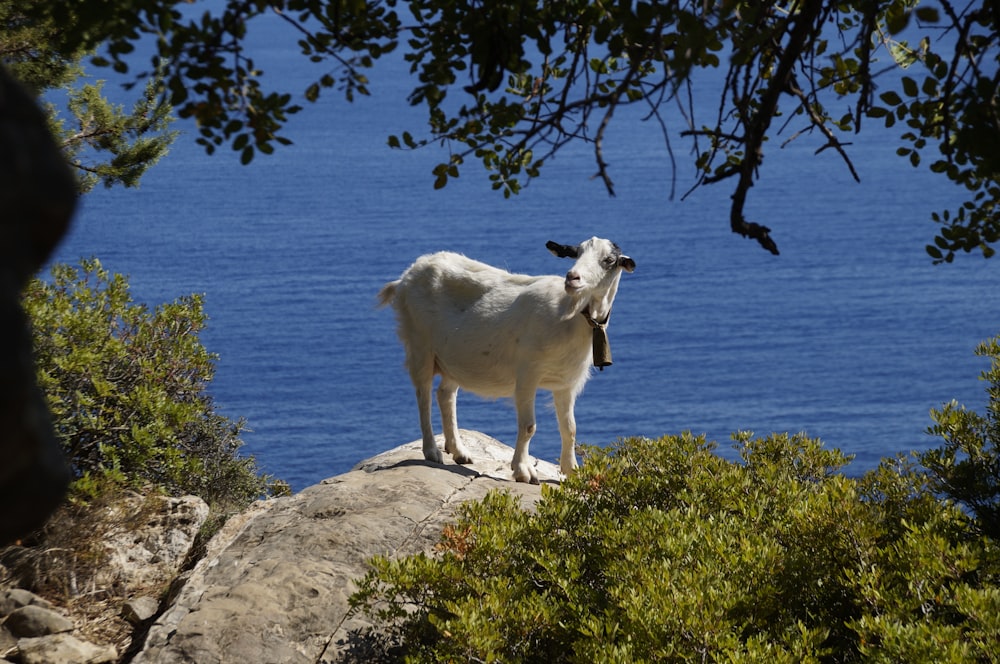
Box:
134 431 560 663
1 494 209 663
99 494 209 593
0 589 116 664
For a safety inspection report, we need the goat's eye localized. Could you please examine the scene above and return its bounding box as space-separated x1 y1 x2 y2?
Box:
602 255 617 269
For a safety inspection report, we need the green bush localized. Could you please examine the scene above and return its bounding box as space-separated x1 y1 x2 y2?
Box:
22 259 287 510
922 333 1000 539
350 432 999 662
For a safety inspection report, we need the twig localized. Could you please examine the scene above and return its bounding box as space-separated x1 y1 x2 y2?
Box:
785 78 861 182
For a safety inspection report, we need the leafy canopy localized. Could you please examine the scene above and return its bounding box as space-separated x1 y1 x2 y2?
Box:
0 0 176 192
22 0 1000 259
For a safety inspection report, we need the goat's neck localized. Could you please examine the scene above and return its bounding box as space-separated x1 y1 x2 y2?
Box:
584 295 615 324
573 273 622 323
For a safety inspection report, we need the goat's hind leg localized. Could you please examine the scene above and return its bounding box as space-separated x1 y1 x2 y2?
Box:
437 376 473 464
408 351 443 464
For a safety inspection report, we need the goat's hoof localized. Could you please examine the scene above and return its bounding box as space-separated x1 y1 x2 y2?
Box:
452 453 474 465
423 447 444 464
512 463 538 484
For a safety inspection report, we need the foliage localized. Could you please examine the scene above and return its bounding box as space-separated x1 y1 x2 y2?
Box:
21 259 288 510
350 432 1000 662
922 333 1000 539
0 0 176 192
867 3 1000 263
21 0 1000 258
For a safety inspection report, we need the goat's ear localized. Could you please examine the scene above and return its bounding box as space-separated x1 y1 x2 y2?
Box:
618 255 636 273
546 241 579 259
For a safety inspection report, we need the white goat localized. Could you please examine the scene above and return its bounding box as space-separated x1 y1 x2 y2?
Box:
378 237 634 483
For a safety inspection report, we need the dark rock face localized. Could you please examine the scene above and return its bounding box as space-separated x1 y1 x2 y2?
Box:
0 65 76 545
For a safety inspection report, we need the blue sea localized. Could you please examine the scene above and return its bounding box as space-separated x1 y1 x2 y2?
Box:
52 15 998 491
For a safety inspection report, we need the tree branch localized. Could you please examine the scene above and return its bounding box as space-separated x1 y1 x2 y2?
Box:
730 0 824 255
785 78 861 183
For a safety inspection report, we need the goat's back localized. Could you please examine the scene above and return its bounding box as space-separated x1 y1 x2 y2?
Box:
388 251 564 320
381 251 593 397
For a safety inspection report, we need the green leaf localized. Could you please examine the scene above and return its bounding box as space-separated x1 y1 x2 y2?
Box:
886 5 911 34
880 90 903 106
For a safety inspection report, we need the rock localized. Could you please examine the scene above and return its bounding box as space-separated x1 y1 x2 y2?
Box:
122 596 160 626
3 604 73 637
98 494 209 592
15 633 116 664
133 431 562 663
0 589 46 659
0 589 52 616
1 626 16 658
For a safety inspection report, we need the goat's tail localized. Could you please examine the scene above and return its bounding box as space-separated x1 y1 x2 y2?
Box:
376 281 399 308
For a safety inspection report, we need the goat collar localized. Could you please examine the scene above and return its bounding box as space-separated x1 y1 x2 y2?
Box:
581 306 612 370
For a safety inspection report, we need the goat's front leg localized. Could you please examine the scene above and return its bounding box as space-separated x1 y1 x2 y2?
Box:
511 382 539 484
552 389 579 476
437 376 473 464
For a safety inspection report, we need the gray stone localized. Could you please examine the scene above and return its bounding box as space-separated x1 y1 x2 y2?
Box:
15 633 117 664
99 494 209 591
3 604 73 637
1 624 16 657
133 431 561 663
0 589 53 617
121 596 160 625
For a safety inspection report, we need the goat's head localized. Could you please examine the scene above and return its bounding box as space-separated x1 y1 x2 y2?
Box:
546 238 635 295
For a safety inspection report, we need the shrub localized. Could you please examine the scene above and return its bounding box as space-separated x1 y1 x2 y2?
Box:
22 258 287 510
922 333 1000 539
350 432 999 662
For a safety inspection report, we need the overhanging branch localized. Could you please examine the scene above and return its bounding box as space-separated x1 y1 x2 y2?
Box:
730 0 824 255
